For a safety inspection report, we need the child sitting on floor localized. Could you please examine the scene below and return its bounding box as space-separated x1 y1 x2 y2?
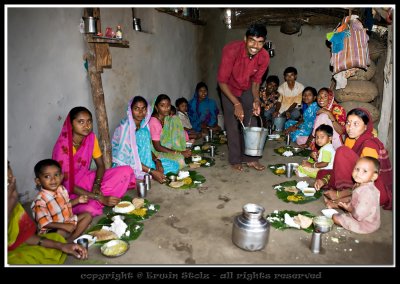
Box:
331 156 381 234
297 124 335 178
31 159 92 243
176 97 202 140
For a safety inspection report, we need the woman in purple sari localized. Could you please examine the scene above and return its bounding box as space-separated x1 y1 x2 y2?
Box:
52 107 136 217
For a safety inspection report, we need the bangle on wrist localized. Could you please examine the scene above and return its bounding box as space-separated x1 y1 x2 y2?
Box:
147 167 153 173
313 162 316 168
94 193 100 200
233 103 241 107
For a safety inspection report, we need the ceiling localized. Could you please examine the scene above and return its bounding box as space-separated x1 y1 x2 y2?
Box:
227 8 375 29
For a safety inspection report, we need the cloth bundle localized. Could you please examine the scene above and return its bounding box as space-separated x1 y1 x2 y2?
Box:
328 15 370 75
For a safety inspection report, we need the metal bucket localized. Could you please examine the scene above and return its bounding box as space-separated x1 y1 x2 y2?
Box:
241 116 268 156
273 116 286 132
83 17 97 34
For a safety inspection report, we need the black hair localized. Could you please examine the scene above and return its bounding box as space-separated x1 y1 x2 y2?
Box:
302 86 318 98
195 81 208 93
266 75 279 86
246 23 267 39
34 159 62 178
347 108 370 126
283 66 298 76
359 156 380 173
170 105 176 115
69 106 92 123
152 94 171 116
315 124 333 137
131 96 148 109
175 97 188 108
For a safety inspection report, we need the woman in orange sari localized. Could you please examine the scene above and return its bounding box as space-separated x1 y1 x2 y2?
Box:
315 108 393 210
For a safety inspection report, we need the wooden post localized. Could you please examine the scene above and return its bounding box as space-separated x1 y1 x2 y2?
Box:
377 24 392 148
85 41 113 168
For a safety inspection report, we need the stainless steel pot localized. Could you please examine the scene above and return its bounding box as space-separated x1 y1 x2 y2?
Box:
232 203 270 251
83 17 97 34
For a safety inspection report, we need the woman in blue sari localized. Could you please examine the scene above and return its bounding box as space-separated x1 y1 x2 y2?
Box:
112 96 179 184
284 86 319 144
188 82 221 134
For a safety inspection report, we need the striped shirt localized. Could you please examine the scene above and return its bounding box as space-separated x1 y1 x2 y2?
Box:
31 185 77 234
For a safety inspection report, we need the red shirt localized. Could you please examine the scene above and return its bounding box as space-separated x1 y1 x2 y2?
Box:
217 40 270 97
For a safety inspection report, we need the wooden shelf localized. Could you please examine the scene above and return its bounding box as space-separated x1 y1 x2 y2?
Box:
155 8 206 26
87 36 129 48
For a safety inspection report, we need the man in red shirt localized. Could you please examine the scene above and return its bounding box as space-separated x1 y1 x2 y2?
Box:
217 24 270 171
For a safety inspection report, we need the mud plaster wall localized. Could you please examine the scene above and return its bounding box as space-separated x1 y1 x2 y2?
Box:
7 7 201 201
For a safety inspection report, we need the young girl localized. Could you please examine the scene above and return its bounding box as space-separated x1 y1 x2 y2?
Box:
297 124 335 178
284 86 319 144
31 159 92 243
148 94 192 169
176 97 202 140
332 157 381 234
112 96 179 184
52 106 136 217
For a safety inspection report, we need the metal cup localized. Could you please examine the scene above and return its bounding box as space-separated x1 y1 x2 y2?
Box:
137 181 147 198
285 163 293 178
144 174 151 191
205 135 210 142
210 145 215 157
77 238 89 250
286 134 291 146
209 129 213 140
310 231 322 254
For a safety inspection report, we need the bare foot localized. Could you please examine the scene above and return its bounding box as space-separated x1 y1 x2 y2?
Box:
231 164 243 172
246 161 265 171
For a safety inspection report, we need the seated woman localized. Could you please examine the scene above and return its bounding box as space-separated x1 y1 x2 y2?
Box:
112 96 179 184
52 107 136 217
7 162 87 264
298 87 346 150
283 86 319 144
149 94 192 169
315 108 393 210
188 82 221 134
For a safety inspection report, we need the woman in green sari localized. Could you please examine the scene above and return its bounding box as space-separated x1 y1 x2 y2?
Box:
148 94 192 169
7 162 88 264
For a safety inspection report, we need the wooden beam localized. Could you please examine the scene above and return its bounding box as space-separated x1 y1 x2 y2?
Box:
85 41 113 168
377 24 392 148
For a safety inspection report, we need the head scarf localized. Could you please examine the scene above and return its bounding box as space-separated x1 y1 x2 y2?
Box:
112 97 152 179
52 112 95 194
349 108 393 209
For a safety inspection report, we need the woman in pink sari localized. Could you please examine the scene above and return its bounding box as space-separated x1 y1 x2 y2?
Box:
52 107 136 217
298 88 346 151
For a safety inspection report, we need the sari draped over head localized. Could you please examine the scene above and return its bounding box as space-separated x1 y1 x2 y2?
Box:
285 101 320 143
188 90 220 132
52 113 135 217
317 108 393 210
8 203 67 264
310 89 346 151
112 97 179 179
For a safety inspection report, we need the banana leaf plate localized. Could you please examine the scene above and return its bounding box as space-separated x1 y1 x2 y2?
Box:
266 210 316 233
103 196 160 221
166 170 206 190
273 180 322 204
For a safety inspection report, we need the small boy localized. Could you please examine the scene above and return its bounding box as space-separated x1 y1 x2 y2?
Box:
31 159 92 243
297 124 335 178
261 75 280 123
175 97 202 140
275 66 304 120
332 157 381 234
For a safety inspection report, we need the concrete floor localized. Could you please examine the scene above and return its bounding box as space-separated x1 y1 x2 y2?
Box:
65 138 394 266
